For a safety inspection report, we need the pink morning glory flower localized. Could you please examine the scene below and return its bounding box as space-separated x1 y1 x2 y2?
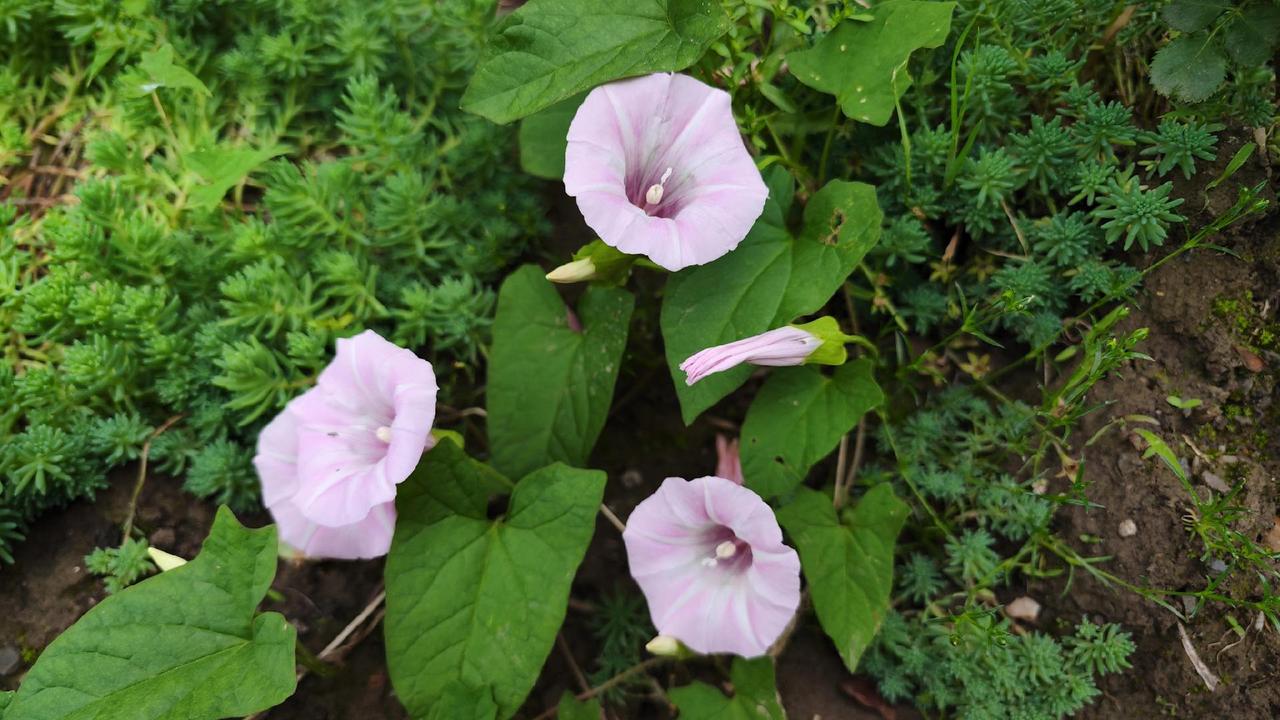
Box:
564 73 769 272
253 330 438 560
680 326 822 386
623 476 801 657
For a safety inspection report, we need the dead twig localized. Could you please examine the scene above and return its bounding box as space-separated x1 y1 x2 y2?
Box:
1177 621 1221 692
120 414 185 541
599 503 627 534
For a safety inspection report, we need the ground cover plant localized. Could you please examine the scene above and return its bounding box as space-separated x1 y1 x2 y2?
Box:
1 1 1278 719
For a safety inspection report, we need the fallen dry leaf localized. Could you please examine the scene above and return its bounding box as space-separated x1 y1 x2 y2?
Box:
1264 516 1280 553
1235 345 1265 373
840 677 897 720
1177 622 1220 692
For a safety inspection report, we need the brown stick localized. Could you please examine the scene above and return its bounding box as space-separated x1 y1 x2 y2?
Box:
120 414 184 541
556 632 591 694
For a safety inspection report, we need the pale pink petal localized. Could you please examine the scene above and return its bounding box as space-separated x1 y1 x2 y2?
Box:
254 398 302 508
270 499 396 560
623 476 800 657
565 73 768 272
680 326 821 385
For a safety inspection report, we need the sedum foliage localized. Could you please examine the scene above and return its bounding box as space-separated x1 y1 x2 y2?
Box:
0 0 546 563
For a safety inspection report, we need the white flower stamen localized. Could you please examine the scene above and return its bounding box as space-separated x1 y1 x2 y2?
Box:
375 425 393 443
645 167 674 205
715 540 738 559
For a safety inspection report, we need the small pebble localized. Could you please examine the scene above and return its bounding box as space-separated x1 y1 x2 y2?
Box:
1200 470 1231 493
620 469 643 488
1118 519 1137 537
1209 559 1228 573
1005 596 1042 622
0 645 21 676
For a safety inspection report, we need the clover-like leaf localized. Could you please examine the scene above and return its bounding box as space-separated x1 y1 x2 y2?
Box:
668 657 786 719
4 507 296 720
555 693 603 720
740 360 884 498
384 441 607 719
1162 0 1230 32
461 0 730 124
776 484 908 672
128 44 211 98
186 144 287 209
789 1 955 125
1223 3 1280 66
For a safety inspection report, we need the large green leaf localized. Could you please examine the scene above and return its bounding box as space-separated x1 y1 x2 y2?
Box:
1150 34 1228 103
0 691 12 712
488 264 634 479
668 657 786 719
425 683 499 720
789 1 955 125
776 484 908 672
384 441 607 719
5 507 296 720
461 0 731 124
739 360 883 498
518 94 583 180
661 174 881 424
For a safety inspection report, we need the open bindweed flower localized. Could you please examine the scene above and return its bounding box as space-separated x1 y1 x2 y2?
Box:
623 476 800 657
681 316 857 386
564 73 768 272
253 330 438 560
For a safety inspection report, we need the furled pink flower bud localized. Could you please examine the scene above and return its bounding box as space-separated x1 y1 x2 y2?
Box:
253 330 437 560
680 326 820 386
715 434 744 486
564 73 768 271
623 476 800 657
680 317 857 386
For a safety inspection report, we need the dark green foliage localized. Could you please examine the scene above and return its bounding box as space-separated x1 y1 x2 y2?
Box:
0 0 546 561
1095 169 1186 251
1140 118 1222 179
85 537 155 594
863 609 1134 719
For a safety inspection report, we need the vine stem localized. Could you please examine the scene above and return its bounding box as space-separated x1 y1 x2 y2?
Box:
599 503 626 534
120 414 184 541
530 657 669 720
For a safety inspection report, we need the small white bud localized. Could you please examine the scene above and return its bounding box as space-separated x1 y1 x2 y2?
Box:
645 635 681 656
148 547 188 572
546 258 597 284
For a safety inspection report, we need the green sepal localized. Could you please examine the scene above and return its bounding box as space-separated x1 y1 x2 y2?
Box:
791 316 856 366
